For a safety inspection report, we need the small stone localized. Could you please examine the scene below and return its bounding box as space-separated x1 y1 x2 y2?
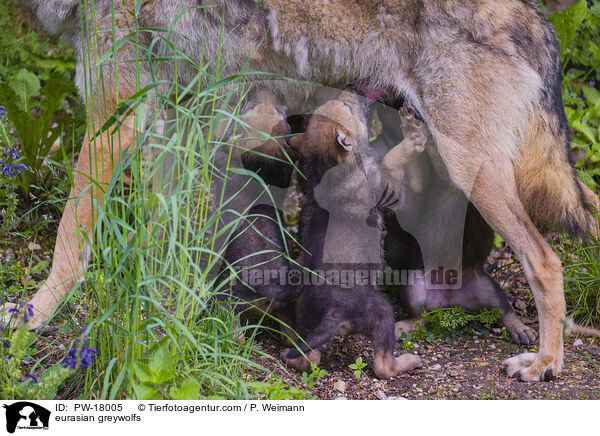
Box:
489 344 496 349
334 380 346 393
449 370 460 377
431 364 442 371
334 396 347 400
573 339 584 347
375 390 387 400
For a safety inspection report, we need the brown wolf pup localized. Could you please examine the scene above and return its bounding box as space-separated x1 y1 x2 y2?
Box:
17 0 599 381
216 90 299 339
280 88 422 378
375 104 537 345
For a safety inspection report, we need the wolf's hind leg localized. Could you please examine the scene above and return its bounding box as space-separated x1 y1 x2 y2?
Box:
437 151 565 381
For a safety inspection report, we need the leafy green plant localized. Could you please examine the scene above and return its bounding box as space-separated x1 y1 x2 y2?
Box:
130 343 202 400
405 306 503 345
549 0 600 189
300 364 327 389
398 332 416 350
0 110 21 232
0 70 80 195
0 304 96 400
349 356 367 379
0 1 75 82
247 379 312 400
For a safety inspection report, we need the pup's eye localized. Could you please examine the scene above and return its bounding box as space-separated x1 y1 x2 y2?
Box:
242 102 258 113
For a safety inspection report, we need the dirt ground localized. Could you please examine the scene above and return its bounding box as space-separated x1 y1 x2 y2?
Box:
2 203 598 400
250 245 600 400
254 329 600 400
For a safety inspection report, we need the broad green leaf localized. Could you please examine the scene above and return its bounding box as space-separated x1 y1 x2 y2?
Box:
169 379 200 400
581 84 600 107
9 69 41 112
548 0 588 57
131 381 161 400
571 119 598 143
131 362 154 383
148 343 173 383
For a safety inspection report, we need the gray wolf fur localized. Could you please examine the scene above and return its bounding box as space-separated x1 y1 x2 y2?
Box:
375 103 537 345
16 0 599 381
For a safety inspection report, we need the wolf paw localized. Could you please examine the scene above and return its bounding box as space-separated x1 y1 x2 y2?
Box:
0 303 48 330
394 319 417 340
374 353 422 378
280 349 321 373
502 352 562 382
0 303 19 328
397 131 427 156
505 320 538 345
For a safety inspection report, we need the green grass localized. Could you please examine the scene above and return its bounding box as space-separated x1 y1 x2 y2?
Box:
1 0 599 400
69 8 286 398
564 233 600 328
0 0 289 400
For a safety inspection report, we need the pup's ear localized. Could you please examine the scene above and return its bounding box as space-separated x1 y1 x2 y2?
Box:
336 128 353 152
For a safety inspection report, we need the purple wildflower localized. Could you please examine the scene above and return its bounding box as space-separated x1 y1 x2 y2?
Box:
6 302 35 323
62 345 97 369
80 345 97 369
0 146 27 178
18 302 35 324
0 324 4 332
0 106 5 119
0 161 27 178
2 147 19 160
26 374 38 383
2 341 9 349
62 346 77 369
62 327 97 370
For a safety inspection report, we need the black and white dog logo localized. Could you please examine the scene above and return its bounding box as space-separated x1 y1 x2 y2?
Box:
3 402 51 433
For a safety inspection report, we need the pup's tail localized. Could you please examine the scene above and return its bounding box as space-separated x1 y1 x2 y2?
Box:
515 108 598 237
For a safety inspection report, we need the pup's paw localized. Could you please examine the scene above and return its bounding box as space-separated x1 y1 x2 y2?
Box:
401 130 427 154
394 353 423 372
394 319 417 340
374 353 422 378
231 319 246 345
280 349 321 373
502 352 563 382
504 319 538 345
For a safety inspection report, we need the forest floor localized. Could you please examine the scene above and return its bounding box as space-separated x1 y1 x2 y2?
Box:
250 245 600 400
2 202 598 400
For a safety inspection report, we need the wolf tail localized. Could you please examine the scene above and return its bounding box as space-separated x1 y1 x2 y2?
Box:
514 107 598 237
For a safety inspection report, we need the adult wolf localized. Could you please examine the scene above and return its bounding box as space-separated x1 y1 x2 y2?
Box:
12 0 598 382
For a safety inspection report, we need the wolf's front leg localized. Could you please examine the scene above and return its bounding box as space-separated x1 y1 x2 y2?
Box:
1 114 136 329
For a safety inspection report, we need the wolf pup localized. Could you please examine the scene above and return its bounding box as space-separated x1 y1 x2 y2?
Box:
20 0 599 381
217 90 299 336
373 104 537 345
280 87 422 378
